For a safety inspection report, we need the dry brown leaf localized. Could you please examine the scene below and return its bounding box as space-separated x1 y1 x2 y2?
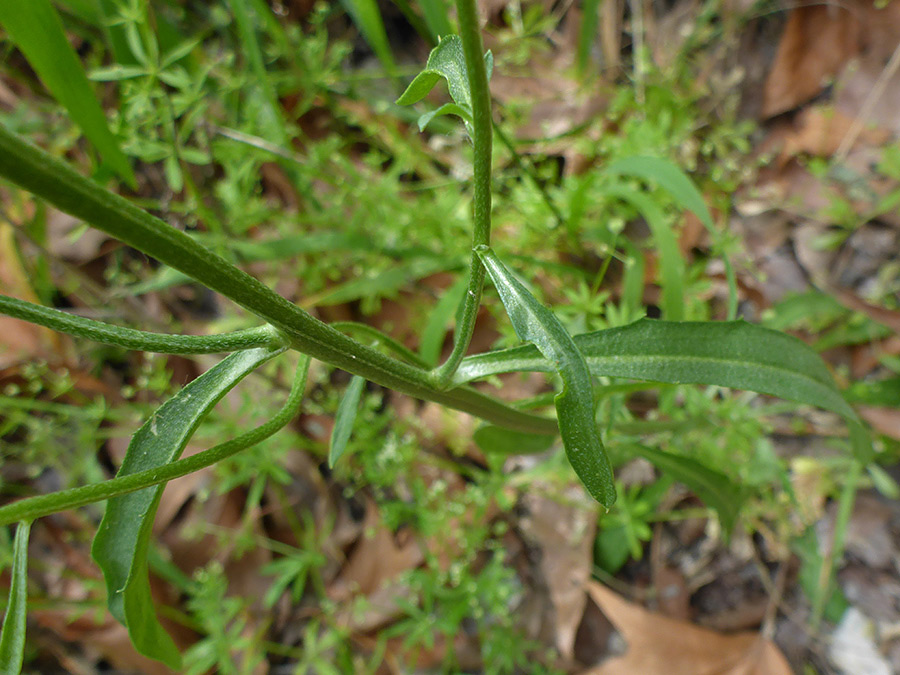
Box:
582 582 793 675
0 222 64 367
776 106 889 165
519 484 597 661
859 406 900 441
762 5 861 118
329 497 423 601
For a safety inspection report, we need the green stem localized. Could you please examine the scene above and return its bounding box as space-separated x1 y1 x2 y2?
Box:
0 356 311 526
432 0 493 388
0 294 283 354
0 123 553 434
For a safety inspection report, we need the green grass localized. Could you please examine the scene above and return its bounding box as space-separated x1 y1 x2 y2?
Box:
0 0 895 672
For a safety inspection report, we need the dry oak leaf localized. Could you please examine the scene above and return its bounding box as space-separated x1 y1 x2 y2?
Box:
582 581 792 675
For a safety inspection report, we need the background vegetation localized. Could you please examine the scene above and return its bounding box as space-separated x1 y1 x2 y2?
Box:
1 0 900 673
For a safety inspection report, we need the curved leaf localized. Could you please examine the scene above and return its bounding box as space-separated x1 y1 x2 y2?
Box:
455 318 859 424
601 183 685 320
476 246 616 506
0 0 134 185
624 444 744 537
0 522 30 675
329 374 367 468
339 0 397 76
607 157 714 233
606 156 738 318
418 103 472 131
91 346 282 668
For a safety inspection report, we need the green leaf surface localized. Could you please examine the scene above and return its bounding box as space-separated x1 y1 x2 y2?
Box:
624 444 744 536
340 0 397 76
607 157 714 232
418 102 472 131
601 182 685 321
0 522 30 675
606 156 737 318
420 275 469 365
473 425 557 455
91 347 282 668
397 71 444 106
329 374 367 467
396 35 492 125
419 0 453 42
477 246 616 506
0 0 135 185
455 318 859 424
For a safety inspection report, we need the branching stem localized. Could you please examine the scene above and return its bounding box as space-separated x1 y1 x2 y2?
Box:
432 0 493 387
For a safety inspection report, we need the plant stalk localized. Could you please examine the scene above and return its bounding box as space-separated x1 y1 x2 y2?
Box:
433 0 493 387
0 294 284 354
0 123 554 434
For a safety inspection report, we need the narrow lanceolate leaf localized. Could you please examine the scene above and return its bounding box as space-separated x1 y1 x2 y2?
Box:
420 275 469 365
624 444 744 537
0 0 134 185
601 183 685 321
0 521 30 675
606 156 738 319
329 374 367 468
92 347 282 668
340 0 397 76
455 318 859 424
476 246 616 507
419 0 453 42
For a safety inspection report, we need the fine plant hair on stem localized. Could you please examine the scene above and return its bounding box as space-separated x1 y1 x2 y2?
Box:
0 295 285 354
0 356 312 526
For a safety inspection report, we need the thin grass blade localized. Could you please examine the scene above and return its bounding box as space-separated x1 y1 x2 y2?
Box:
477 246 616 506
420 275 469 365
606 156 738 318
0 0 135 185
0 522 30 675
624 444 744 537
602 183 685 320
340 0 397 77
329 374 367 467
420 0 453 42
91 346 283 668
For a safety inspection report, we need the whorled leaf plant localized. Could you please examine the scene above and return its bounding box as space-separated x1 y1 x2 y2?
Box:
0 0 868 666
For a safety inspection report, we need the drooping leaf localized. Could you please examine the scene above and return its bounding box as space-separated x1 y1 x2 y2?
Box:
0 522 30 675
476 246 616 506
601 182 685 321
624 444 744 537
0 0 135 185
91 347 282 668
455 318 859 424
606 156 738 318
329 374 367 468
473 425 557 455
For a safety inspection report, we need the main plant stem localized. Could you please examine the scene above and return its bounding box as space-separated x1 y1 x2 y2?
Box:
0 124 552 434
433 0 492 387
